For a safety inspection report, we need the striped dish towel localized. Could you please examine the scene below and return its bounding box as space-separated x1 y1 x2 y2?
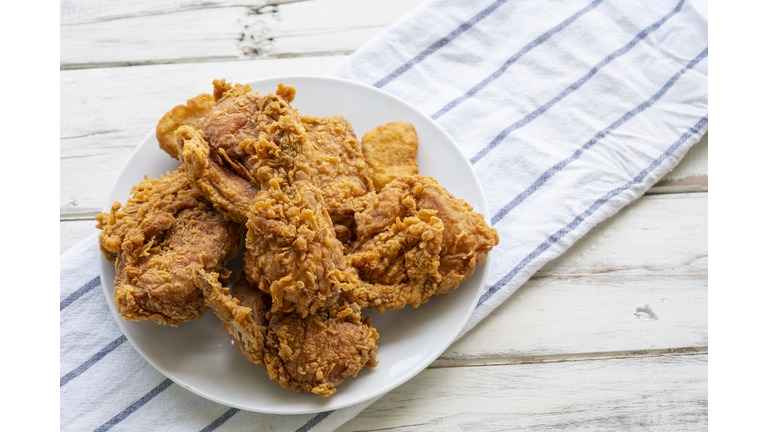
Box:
59 0 708 430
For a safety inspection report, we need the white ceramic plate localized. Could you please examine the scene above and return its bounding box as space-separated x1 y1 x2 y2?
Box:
99 76 491 414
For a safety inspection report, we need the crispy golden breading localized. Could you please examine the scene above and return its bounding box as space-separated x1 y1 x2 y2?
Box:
175 125 258 223
361 121 420 191
345 210 444 313
95 170 243 326
197 271 379 397
200 80 301 182
264 301 378 397
245 179 352 317
345 176 499 312
156 93 215 159
301 114 376 216
206 85 357 317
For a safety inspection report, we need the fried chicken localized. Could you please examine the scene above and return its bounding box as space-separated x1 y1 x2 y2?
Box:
264 299 378 397
345 175 499 313
244 177 353 317
200 80 301 185
345 209 444 313
361 121 420 191
197 271 379 397
156 93 215 159
170 80 301 223
187 80 352 316
301 114 376 216
175 125 258 224
95 169 244 326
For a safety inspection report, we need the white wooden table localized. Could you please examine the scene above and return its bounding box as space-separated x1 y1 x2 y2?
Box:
61 1 708 429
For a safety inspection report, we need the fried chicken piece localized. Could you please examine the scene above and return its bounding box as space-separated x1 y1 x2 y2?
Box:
345 210 444 313
193 80 354 316
245 178 352 317
175 125 258 223
156 93 215 159
301 114 376 217
201 80 301 183
361 121 420 191
197 271 379 397
264 300 379 397
216 85 356 316
172 80 301 223
95 170 243 326
346 176 499 312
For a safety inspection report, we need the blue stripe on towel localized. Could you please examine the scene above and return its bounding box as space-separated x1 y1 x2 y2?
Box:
60 335 127 387
199 408 240 432
295 411 334 432
470 0 687 165
93 378 174 432
431 0 605 119
60 276 101 311
477 114 708 307
373 0 511 88
491 46 708 225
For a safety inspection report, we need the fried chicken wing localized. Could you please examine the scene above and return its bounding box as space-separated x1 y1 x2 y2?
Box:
197 271 379 397
361 121 420 191
156 93 215 159
346 176 499 312
95 170 243 326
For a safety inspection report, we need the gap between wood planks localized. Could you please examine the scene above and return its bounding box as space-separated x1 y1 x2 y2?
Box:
60 50 357 71
61 0 311 26
430 346 707 369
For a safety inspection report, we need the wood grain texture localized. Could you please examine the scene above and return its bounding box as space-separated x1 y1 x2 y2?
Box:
338 354 708 432
61 0 427 69
60 220 99 254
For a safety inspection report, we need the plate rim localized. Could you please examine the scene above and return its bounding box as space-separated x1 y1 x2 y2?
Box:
99 74 492 414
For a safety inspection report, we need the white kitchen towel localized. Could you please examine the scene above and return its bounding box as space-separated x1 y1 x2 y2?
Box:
60 0 708 430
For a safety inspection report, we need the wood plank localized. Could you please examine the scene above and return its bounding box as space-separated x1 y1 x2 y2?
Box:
338 354 708 431
60 220 99 254
60 55 345 217
61 0 427 69
61 0 255 25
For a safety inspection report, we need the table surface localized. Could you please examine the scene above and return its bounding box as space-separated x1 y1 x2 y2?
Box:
60 1 708 429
